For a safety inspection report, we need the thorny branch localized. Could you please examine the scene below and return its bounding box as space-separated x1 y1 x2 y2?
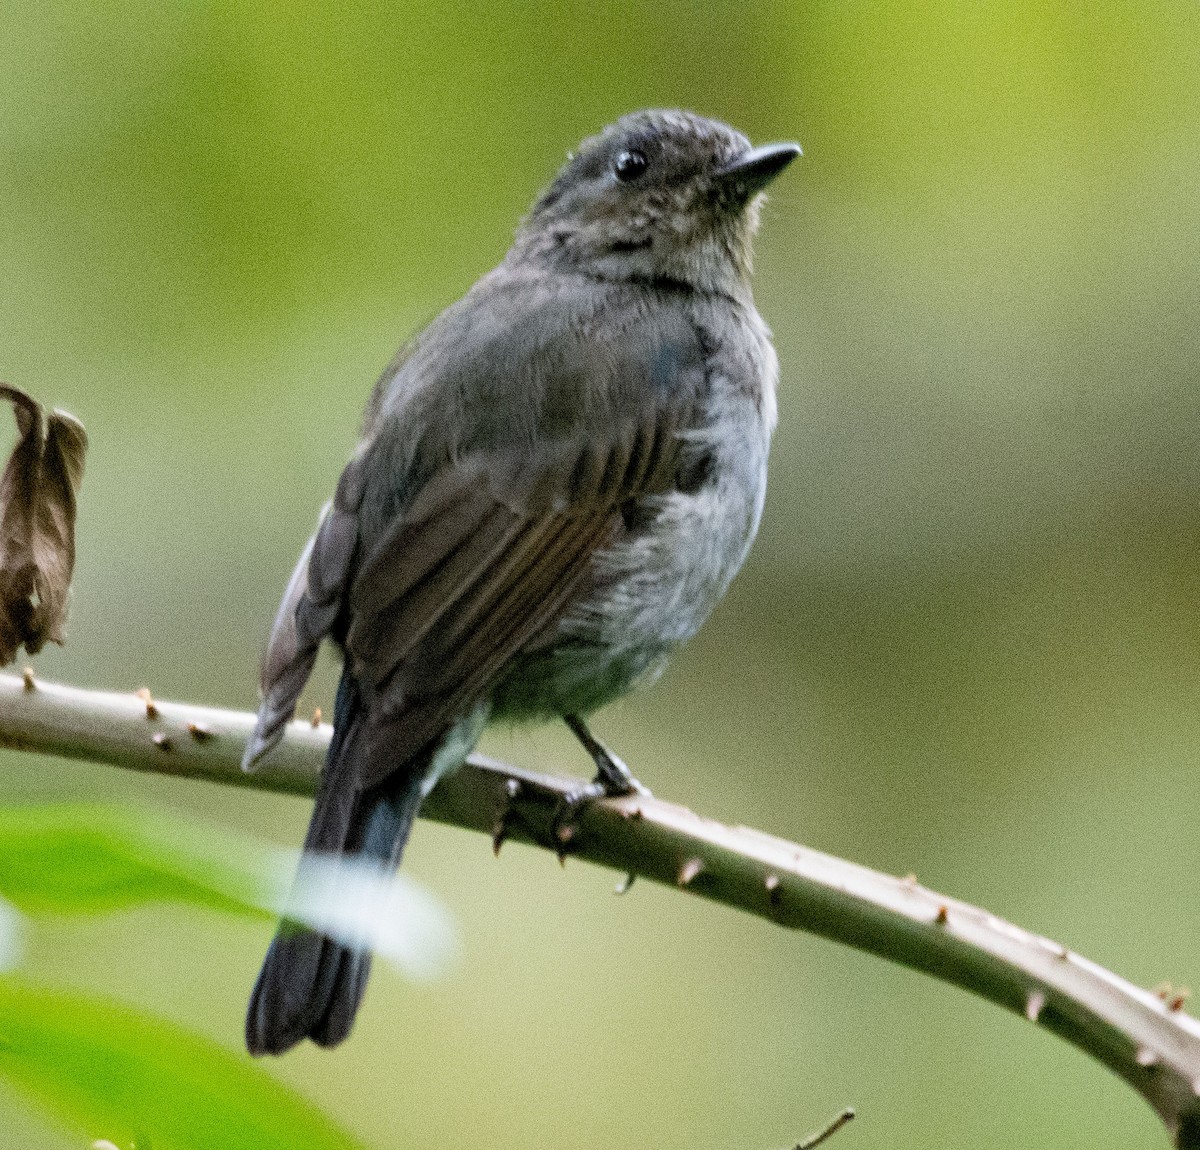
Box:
794 1108 855 1149
1 672 1198 1147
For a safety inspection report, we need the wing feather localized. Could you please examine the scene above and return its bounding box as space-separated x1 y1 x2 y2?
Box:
246 283 713 787
340 417 680 790
360 511 617 784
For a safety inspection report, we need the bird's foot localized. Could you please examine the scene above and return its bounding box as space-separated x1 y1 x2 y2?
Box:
554 717 647 890
563 714 651 799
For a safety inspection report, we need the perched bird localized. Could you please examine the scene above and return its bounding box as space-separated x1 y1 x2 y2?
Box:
243 108 799 1055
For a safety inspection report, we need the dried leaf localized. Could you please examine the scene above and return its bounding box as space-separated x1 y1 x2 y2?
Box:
0 385 87 664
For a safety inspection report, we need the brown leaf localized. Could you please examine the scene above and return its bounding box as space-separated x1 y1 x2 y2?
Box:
0 385 88 664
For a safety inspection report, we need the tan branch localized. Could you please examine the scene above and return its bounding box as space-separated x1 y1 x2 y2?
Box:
1 672 1198 1147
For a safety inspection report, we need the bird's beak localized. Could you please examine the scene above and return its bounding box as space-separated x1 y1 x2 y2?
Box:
712 142 802 198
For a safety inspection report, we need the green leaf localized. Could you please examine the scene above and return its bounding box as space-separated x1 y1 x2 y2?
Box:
0 803 272 919
0 979 366 1150
0 802 458 979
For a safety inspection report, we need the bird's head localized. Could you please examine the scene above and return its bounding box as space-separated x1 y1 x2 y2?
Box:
512 109 800 297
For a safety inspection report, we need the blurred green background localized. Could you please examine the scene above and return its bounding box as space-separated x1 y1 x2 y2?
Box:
2 1 1199 1146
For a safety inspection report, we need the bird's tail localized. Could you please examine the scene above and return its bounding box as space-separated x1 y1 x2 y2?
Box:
246 674 426 1056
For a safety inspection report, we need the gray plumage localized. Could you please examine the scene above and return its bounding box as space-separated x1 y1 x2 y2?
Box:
243 109 798 1055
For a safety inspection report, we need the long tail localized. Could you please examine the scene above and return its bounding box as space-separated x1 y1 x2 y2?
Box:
246 674 427 1056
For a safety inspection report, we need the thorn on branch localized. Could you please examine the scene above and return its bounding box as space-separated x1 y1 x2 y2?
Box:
614 871 636 895
21 665 34 691
135 687 158 720
152 732 172 752
1136 1046 1160 1068
677 856 703 887
186 721 214 742
934 905 949 926
492 811 511 857
1025 990 1046 1022
310 707 321 727
555 820 576 866
492 778 523 857
1155 983 1191 1013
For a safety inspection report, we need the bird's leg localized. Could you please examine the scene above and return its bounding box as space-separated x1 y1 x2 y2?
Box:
553 717 648 884
564 714 651 798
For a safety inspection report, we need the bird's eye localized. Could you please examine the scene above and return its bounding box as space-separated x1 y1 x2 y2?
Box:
614 150 648 182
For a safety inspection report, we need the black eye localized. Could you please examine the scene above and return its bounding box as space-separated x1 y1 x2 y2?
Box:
614 150 648 182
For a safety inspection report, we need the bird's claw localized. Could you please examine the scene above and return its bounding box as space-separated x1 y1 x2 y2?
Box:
553 715 651 863
563 714 652 799
590 751 652 798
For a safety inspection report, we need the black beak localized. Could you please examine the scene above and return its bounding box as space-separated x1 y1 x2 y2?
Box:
713 142 802 198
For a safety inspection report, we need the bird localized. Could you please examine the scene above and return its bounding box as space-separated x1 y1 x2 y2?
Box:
242 108 799 1055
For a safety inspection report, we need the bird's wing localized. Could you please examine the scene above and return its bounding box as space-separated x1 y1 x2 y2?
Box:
246 279 712 779
243 458 367 769
344 406 686 790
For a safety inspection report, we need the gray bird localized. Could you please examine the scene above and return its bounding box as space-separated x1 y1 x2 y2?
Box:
243 108 799 1055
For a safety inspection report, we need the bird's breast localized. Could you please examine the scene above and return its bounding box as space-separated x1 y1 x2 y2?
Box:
490 363 773 723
